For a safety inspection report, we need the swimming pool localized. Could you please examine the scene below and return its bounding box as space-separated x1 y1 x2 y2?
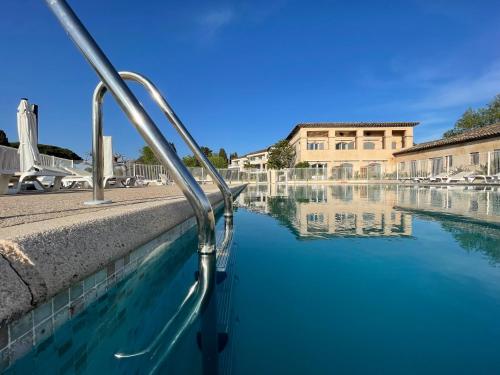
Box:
4 184 500 374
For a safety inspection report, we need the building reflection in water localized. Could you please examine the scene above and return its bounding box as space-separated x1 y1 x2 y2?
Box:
236 184 413 238
236 184 500 263
236 184 500 240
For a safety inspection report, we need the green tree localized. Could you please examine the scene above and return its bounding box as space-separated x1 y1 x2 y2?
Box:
295 161 310 168
218 148 228 163
136 143 175 164
444 94 500 137
200 146 212 157
229 152 238 161
9 141 82 160
136 146 159 165
182 155 199 167
0 130 9 146
208 155 228 168
267 139 295 169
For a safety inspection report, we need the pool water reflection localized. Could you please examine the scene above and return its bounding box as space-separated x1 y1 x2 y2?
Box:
232 184 500 374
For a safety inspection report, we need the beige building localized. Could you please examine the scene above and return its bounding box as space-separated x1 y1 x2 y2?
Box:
287 122 418 178
393 123 500 178
229 148 269 171
230 121 500 180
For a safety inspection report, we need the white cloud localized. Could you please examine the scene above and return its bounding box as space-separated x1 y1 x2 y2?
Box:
411 63 500 110
198 8 235 41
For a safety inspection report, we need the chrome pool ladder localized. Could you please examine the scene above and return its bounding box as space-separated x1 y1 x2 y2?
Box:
44 0 233 374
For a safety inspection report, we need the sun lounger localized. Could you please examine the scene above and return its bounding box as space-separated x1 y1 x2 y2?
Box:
429 172 448 182
446 171 475 183
467 172 500 183
11 165 70 193
63 137 136 189
0 168 15 194
63 167 137 188
159 173 172 185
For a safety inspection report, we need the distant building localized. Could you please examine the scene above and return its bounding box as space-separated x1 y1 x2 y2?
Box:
287 122 418 178
229 121 500 179
229 148 269 171
393 123 500 177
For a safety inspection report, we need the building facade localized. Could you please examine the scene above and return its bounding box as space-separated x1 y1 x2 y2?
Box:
230 121 500 180
229 148 269 171
393 123 500 178
287 122 418 178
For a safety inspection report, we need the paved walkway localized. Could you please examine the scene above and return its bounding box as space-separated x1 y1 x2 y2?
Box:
0 185 223 228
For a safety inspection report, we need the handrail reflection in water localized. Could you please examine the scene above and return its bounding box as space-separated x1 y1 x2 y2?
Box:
115 253 217 375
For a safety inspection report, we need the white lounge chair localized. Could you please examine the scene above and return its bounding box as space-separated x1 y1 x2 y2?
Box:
0 168 15 194
429 172 448 182
468 172 500 184
159 173 171 185
446 171 475 183
9 99 70 193
63 136 136 188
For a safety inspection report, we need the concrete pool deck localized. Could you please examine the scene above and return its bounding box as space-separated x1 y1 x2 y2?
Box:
0 184 245 325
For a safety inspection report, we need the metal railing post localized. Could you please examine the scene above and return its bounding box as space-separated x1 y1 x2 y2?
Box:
44 1 219 373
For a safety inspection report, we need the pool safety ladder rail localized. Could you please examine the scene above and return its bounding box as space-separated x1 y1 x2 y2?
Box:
44 0 234 374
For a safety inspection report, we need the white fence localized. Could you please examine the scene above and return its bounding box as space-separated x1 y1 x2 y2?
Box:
126 162 170 181
397 151 500 179
0 145 74 171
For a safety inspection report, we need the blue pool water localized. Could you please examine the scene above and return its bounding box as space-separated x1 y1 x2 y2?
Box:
5 184 500 374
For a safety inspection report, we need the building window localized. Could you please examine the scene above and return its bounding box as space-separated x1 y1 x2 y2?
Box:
307 142 325 150
363 142 375 150
335 142 354 150
470 152 479 165
399 162 406 171
446 155 453 168
391 142 397 149
431 157 444 176
307 131 329 137
307 213 324 223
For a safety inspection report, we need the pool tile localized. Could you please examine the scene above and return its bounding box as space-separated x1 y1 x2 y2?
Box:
10 333 33 362
94 270 107 285
106 262 115 277
96 282 107 300
70 298 85 317
70 282 83 301
84 289 98 308
83 274 96 293
10 312 32 341
53 290 69 312
0 347 9 372
0 325 8 350
34 319 53 345
53 308 70 330
115 258 125 273
34 301 52 325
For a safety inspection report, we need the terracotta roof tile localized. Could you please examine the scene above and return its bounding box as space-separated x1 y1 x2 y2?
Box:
286 122 419 140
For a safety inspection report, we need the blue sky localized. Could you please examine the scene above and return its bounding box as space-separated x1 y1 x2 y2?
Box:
0 0 499 159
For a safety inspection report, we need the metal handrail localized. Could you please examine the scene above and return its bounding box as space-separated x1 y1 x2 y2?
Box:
89 71 234 242
44 0 221 373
